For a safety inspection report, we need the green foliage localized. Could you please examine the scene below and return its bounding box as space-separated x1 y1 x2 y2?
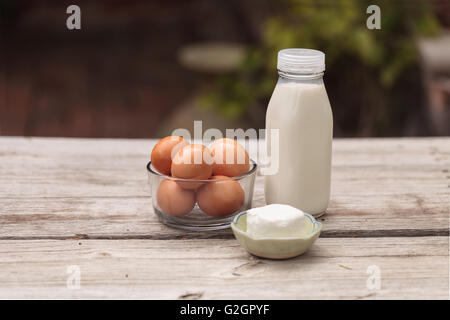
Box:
201 0 440 119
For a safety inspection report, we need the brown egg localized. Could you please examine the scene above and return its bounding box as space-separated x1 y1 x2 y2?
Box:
209 138 250 177
196 175 245 217
151 136 189 175
171 144 213 189
156 179 195 216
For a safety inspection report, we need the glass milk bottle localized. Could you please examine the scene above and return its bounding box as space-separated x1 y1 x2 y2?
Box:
265 49 333 217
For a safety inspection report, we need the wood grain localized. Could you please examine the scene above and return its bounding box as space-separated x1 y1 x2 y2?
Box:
0 237 447 299
0 137 449 300
0 137 448 239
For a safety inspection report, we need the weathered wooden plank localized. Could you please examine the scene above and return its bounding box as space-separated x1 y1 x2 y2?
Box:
1 136 448 166
0 192 448 239
0 237 447 299
0 137 449 238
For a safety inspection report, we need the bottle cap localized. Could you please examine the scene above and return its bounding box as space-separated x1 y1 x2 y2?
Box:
277 48 325 74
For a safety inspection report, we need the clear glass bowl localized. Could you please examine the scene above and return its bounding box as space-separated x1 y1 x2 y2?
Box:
147 160 257 230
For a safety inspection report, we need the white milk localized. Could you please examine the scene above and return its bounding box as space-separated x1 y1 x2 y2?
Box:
265 49 333 216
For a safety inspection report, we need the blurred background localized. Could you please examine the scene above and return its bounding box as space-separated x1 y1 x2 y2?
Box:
1 0 449 138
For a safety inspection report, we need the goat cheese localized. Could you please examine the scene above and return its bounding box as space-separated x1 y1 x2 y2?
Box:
246 204 306 237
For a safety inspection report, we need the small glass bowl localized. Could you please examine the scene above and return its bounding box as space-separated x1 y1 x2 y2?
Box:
146 160 257 230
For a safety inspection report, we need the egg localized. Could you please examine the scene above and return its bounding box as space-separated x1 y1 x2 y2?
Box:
156 179 195 216
151 136 189 175
209 138 250 177
196 175 245 217
171 144 214 189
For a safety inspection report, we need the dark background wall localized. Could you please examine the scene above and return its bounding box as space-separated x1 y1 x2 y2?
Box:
1 0 449 138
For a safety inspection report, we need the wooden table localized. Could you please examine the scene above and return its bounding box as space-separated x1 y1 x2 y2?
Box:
0 137 449 299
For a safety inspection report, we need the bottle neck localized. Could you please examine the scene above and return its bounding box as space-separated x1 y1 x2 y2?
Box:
278 70 324 81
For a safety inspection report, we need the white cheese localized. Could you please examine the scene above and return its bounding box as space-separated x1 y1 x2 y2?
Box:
246 204 306 237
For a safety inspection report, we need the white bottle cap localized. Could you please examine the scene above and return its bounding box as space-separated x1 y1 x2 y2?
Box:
277 48 325 74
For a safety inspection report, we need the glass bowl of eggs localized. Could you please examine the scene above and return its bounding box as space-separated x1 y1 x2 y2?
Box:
147 137 257 230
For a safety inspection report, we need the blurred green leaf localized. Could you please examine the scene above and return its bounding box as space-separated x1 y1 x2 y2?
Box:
202 0 441 119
